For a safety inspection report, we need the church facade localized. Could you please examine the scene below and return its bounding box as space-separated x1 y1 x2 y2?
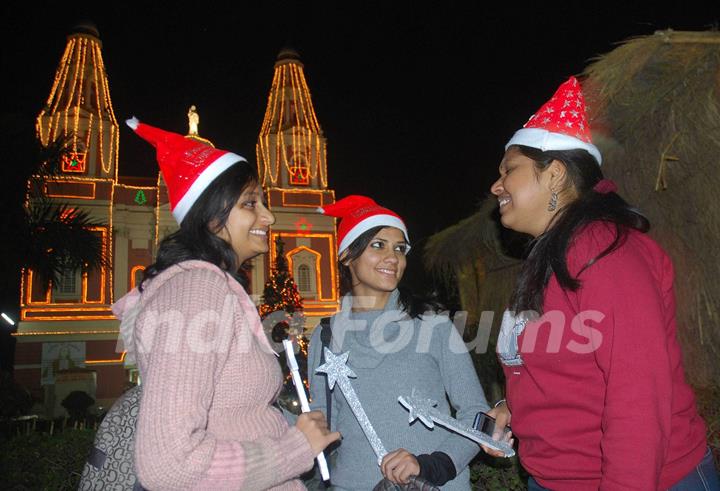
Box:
13 23 338 414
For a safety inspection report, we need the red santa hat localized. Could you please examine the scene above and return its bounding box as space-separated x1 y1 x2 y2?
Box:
318 195 410 255
505 76 602 165
126 117 248 224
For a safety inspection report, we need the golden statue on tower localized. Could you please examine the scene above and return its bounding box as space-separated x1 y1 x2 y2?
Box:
187 105 199 136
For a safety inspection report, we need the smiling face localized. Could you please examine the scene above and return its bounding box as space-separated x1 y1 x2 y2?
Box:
345 227 409 308
490 147 559 237
215 183 275 263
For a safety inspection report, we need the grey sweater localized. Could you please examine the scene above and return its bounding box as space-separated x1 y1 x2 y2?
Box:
308 291 490 490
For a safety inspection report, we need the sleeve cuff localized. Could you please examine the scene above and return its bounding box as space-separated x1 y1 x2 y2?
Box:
416 451 457 486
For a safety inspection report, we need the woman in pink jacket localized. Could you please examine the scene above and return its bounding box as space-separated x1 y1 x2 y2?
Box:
113 118 339 490
484 78 718 490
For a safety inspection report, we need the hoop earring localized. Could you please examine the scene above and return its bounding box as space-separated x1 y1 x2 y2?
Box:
547 192 558 212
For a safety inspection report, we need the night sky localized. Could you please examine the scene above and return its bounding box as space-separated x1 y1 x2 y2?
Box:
1 1 716 310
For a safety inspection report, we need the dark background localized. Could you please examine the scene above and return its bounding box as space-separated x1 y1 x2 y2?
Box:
0 2 716 363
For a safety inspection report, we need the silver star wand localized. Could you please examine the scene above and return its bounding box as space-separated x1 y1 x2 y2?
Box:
398 389 515 458
316 348 388 465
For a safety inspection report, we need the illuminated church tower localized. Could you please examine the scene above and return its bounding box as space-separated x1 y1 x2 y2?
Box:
16 23 174 414
26 22 118 322
254 48 339 321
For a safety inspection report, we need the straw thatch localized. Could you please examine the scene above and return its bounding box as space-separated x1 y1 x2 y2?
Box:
425 30 720 388
583 29 720 387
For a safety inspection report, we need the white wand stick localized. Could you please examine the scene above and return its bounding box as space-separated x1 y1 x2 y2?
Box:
283 339 330 482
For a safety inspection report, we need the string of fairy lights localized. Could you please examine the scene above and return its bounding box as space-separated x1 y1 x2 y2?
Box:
257 58 329 188
36 34 119 179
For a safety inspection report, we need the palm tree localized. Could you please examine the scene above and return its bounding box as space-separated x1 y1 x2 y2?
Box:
22 201 106 288
12 133 106 291
0 125 106 373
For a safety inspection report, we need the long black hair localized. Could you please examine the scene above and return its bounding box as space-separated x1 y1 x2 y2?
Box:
141 162 258 289
509 145 650 314
339 226 442 318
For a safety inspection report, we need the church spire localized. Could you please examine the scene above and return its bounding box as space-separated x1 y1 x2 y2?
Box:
36 21 119 179
257 48 328 189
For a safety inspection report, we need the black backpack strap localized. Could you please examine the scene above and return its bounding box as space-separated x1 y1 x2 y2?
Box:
318 316 340 465
319 317 333 427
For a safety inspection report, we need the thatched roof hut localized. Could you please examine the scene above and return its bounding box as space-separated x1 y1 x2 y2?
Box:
583 29 720 387
425 30 720 388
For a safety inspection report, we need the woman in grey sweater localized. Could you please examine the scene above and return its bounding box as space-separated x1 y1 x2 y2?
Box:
308 195 490 490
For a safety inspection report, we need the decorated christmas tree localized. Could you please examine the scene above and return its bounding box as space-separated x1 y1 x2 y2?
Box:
259 237 303 319
259 237 308 413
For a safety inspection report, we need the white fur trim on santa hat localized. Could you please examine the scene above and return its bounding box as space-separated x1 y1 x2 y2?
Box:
125 117 139 130
172 152 247 224
339 214 410 254
505 128 602 165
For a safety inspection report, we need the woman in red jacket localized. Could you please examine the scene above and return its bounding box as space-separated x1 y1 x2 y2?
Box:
486 77 718 490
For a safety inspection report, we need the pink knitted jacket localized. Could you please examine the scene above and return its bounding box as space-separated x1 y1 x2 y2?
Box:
112 260 314 490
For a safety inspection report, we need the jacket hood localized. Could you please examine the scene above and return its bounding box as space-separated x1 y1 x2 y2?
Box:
112 260 242 364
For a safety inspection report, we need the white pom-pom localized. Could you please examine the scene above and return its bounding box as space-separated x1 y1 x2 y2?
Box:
316 207 325 214
125 116 140 130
